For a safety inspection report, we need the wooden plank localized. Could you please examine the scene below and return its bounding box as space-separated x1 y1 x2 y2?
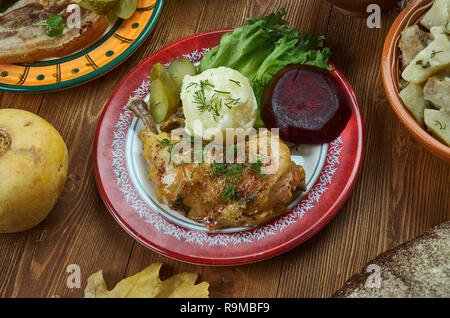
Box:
0 92 44 112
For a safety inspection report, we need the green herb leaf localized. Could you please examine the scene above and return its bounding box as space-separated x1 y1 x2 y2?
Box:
435 120 446 130
192 80 223 121
33 14 65 37
430 50 443 58
47 15 64 28
229 79 241 86
156 137 174 164
214 89 231 94
210 158 266 201
47 27 65 37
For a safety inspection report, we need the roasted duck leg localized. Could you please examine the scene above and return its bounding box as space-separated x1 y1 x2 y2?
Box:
127 98 306 231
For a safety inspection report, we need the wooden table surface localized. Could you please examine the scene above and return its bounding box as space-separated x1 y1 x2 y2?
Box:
1 0 449 298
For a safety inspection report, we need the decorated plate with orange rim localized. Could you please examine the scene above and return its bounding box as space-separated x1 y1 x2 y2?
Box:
0 0 163 93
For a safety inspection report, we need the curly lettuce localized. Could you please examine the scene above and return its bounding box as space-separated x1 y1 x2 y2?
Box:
199 8 332 127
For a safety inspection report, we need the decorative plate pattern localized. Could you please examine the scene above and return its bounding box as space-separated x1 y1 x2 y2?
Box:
0 0 163 92
94 30 364 265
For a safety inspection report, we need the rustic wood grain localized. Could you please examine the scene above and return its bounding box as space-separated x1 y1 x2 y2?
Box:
0 0 449 298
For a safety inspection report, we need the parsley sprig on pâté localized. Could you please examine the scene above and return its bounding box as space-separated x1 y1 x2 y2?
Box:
33 14 65 37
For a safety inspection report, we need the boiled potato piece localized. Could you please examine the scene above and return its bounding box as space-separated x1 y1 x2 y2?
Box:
0 109 68 233
399 83 429 126
424 109 450 146
168 58 198 92
150 63 180 114
430 26 446 38
150 79 170 123
402 34 450 83
113 0 138 19
420 0 449 30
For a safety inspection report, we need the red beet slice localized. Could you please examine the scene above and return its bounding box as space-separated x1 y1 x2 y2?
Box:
261 64 351 144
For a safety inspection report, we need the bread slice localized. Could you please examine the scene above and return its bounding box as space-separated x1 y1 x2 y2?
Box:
0 0 108 64
333 222 450 298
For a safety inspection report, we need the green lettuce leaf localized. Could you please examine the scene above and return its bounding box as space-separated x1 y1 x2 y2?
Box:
199 8 332 127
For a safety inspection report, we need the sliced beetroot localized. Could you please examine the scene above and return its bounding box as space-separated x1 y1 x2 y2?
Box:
261 64 351 144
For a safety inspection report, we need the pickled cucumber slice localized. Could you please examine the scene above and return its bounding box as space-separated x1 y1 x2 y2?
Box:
150 79 169 124
113 0 138 19
78 0 119 15
168 58 198 91
150 63 181 113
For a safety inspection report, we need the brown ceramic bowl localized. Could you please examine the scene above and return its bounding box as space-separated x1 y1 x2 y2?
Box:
326 0 400 16
381 0 450 162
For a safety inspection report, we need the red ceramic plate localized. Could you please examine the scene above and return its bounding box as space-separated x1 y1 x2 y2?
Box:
94 30 364 266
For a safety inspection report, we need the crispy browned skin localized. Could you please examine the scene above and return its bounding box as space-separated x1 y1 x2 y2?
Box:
0 0 108 63
159 107 185 133
129 98 306 231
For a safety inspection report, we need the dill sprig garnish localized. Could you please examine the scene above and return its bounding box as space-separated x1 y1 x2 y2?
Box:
430 50 444 58
187 79 244 120
210 159 266 201
186 82 199 90
214 89 231 94
229 79 241 86
248 159 266 177
189 80 223 122
190 164 200 179
251 78 269 104
435 120 446 130
224 96 240 109
210 162 244 178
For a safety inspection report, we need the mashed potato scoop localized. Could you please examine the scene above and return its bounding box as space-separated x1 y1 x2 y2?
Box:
181 67 257 141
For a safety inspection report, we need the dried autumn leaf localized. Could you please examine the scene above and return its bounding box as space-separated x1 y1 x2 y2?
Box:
84 263 209 298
